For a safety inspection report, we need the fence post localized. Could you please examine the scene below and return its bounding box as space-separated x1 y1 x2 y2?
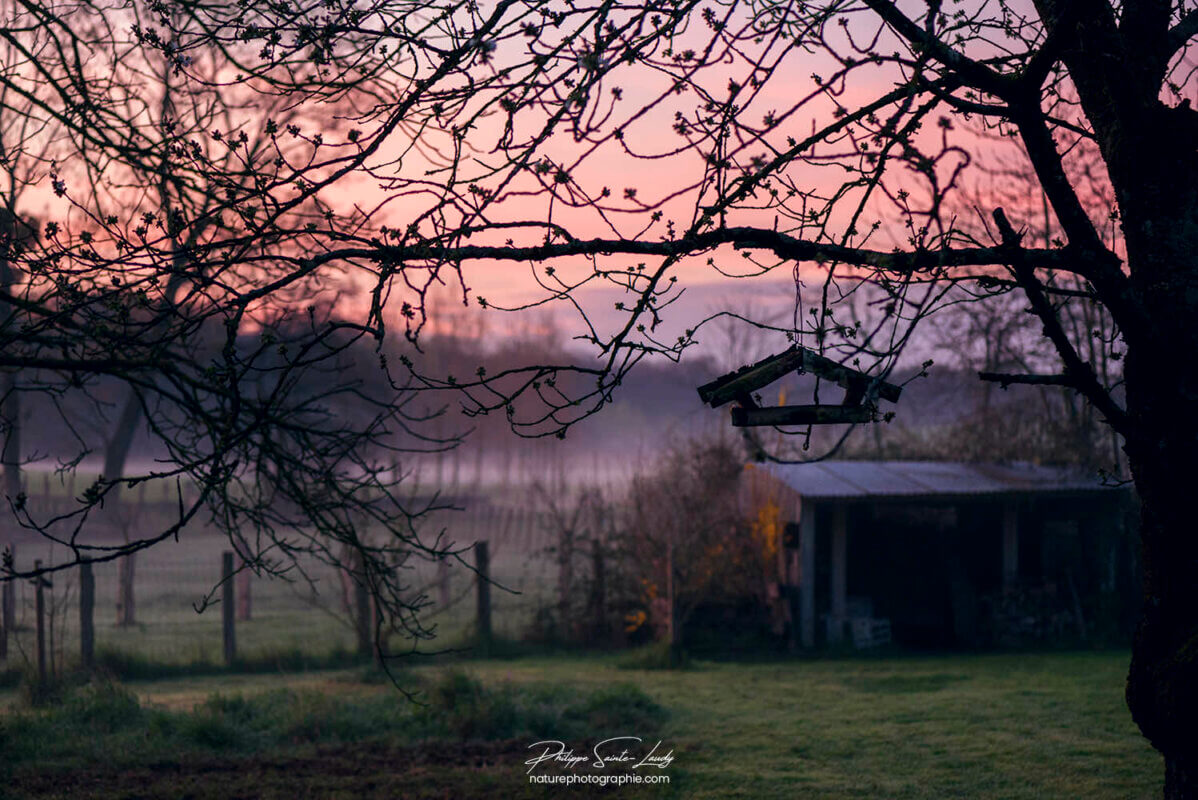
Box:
354 550 371 658
221 552 235 665
80 561 95 670
475 541 491 657
1 543 13 661
34 559 46 688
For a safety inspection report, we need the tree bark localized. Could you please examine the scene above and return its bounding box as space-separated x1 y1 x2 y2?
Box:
2 372 20 501
108 390 144 627
1124 432 1198 796
1035 26 1198 785
1166 756 1198 800
1118 166 1198 797
1 244 22 650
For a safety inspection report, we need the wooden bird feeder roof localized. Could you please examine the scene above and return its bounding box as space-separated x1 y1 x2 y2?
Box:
696 345 902 427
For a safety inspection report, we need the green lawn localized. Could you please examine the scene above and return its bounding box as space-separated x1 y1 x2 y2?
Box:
0 650 1162 798
463 651 1160 798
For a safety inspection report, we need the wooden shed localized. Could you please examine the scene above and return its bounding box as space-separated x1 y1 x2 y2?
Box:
743 461 1138 650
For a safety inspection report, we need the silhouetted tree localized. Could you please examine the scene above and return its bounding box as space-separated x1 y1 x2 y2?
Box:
0 0 457 664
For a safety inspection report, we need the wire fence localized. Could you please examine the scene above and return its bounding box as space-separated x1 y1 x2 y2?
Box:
0 497 565 675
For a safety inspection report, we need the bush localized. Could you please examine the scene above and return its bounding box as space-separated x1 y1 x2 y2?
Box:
620 439 775 654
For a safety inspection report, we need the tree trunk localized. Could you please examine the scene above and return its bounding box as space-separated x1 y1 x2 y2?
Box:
2 372 20 501
1124 444 1198 796
1 369 19 660
108 391 144 627
1 230 22 517
1 297 21 652
1166 757 1198 800
1075 84 1198 793
1120 206 1198 797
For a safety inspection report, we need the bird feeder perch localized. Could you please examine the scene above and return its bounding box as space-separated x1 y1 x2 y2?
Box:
696 345 902 427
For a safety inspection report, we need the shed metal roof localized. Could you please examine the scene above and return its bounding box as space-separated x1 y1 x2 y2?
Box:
764 461 1125 500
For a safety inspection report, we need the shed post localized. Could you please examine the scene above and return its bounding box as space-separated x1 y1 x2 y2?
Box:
828 504 848 645
1002 502 1019 590
799 502 817 649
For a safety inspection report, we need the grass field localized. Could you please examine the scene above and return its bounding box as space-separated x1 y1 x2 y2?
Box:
0 650 1162 799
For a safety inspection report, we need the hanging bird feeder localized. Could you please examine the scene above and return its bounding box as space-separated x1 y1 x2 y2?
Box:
696 345 902 426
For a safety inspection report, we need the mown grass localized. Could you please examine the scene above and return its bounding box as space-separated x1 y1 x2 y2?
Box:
0 650 1162 799
460 650 1161 798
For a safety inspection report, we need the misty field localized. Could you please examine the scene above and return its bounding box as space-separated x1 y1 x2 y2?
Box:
0 651 1161 799
2 483 564 670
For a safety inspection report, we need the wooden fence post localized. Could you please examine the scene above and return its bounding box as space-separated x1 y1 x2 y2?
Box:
355 579 371 658
1 543 13 661
34 559 46 688
80 561 95 670
221 552 235 665
475 541 491 657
